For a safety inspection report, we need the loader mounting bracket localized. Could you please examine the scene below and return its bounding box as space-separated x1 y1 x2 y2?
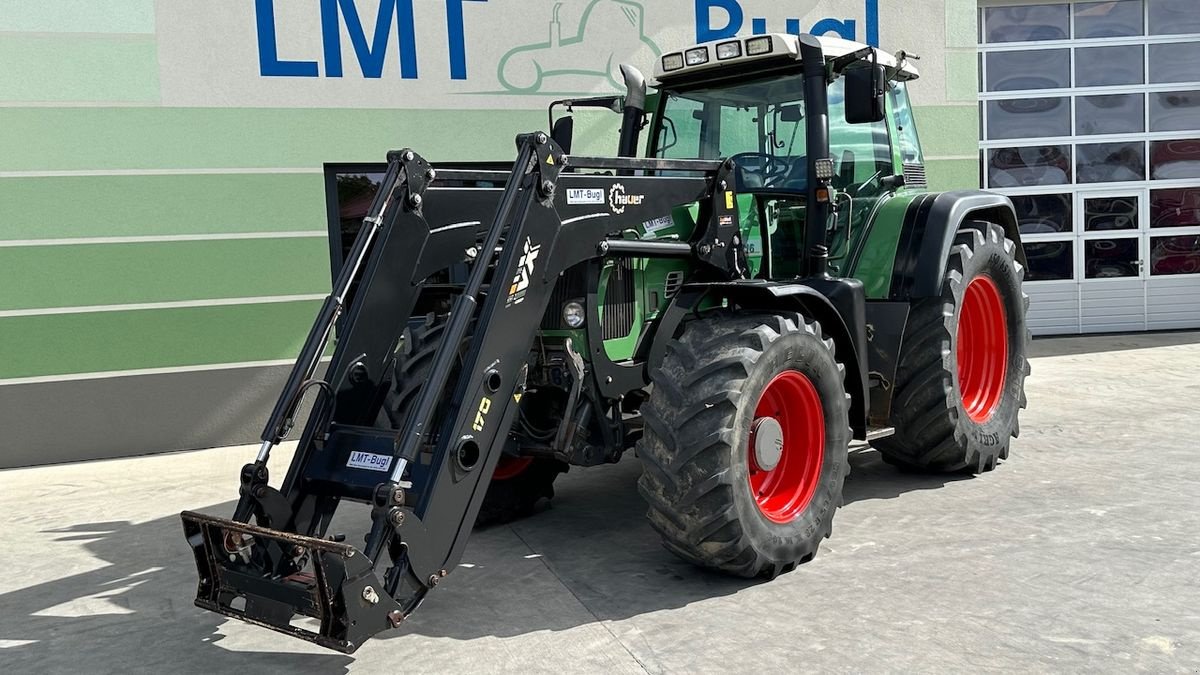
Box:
181 510 404 654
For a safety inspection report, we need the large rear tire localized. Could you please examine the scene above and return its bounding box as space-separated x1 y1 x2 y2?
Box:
874 220 1030 473
637 312 851 578
387 314 566 526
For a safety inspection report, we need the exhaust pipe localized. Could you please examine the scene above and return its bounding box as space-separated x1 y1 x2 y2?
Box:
617 64 647 159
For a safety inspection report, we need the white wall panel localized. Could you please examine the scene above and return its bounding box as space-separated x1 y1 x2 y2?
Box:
1025 281 1078 335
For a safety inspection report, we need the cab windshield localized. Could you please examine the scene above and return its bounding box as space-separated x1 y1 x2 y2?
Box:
657 74 809 192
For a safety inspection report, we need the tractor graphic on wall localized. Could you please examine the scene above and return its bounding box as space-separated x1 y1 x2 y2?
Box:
498 0 661 93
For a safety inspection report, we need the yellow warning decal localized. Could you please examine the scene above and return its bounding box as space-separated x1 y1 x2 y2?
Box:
546 155 555 165
472 396 492 432
725 191 734 209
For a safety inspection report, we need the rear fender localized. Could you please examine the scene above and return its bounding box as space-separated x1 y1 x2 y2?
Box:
891 191 1025 300
668 279 869 440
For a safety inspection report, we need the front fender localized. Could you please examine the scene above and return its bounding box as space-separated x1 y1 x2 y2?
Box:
890 190 1025 300
668 279 869 440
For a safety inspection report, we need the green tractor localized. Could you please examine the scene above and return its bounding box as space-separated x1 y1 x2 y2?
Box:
180 33 1029 652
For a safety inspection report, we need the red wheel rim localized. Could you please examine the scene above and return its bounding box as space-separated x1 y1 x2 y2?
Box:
747 371 826 524
957 275 1009 424
493 456 533 481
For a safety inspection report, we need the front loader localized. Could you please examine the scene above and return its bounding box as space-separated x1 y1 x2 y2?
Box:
181 33 1030 653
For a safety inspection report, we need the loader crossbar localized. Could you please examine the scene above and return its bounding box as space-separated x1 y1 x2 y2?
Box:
180 132 742 652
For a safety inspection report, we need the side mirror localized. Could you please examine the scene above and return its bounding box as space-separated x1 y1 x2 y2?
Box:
844 65 886 124
778 104 804 123
551 115 574 154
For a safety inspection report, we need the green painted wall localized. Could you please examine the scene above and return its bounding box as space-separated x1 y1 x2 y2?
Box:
0 239 328 310
0 174 328 239
0 35 160 103
0 302 322 380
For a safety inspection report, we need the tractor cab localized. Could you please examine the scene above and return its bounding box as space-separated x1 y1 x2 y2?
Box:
649 34 922 278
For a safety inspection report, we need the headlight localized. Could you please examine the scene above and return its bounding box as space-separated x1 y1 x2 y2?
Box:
661 53 685 72
685 47 709 66
716 40 742 60
814 157 835 181
745 36 773 56
562 301 586 329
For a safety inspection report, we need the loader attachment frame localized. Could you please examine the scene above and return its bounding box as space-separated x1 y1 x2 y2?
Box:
181 132 739 652
181 510 403 653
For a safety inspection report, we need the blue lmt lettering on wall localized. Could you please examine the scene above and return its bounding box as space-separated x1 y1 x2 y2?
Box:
695 0 880 47
255 0 487 79
320 0 418 79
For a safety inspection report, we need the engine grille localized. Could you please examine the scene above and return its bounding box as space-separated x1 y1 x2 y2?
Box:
902 163 928 188
664 271 684 298
539 260 635 340
602 259 636 340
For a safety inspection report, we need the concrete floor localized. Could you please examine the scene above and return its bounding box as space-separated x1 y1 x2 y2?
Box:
1 332 1199 674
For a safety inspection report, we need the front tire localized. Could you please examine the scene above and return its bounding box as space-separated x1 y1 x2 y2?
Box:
874 220 1031 473
637 312 851 578
387 314 565 525
474 456 567 527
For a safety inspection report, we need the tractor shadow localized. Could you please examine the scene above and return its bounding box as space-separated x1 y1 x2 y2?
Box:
394 447 972 642
0 505 354 675
0 449 969 668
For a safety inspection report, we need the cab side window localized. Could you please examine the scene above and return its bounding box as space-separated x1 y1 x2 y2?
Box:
889 81 924 165
658 96 704 159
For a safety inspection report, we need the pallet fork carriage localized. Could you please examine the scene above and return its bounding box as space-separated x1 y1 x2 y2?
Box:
182 135 747 652
181 33 1030 654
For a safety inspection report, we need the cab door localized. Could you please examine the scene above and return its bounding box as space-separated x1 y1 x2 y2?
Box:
827 77 900 272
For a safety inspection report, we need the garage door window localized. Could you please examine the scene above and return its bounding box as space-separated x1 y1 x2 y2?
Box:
980 0 1200 334
1150 188 1200 227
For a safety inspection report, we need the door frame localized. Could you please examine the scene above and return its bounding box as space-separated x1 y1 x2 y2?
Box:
1074 187 1148 281
1073 187 1149 331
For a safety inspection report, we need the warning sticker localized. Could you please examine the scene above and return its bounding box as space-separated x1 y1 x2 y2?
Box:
347 451 394 472
566 188 604 205
725 191 735 209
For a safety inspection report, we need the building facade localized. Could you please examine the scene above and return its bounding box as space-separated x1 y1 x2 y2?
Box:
979 0 1200 334
1 0 1189 468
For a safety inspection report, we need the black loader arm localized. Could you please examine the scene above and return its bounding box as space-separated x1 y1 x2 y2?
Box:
180 134 741 653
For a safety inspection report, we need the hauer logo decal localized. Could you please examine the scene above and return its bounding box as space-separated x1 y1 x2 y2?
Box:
506 236 541 307
608 183 645 214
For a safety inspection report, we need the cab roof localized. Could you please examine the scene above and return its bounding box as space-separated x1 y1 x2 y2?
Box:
653 33 921 84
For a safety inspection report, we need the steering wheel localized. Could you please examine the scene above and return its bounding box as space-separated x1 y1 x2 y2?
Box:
729 152 792 190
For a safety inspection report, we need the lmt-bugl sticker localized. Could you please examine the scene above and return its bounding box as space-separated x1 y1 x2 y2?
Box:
566 188 604 205
346 451 394 472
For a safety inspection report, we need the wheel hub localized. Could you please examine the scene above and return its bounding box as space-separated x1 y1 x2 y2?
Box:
956 275 1009 424
747 370 825 524
492 455 533 481
750 417 784 472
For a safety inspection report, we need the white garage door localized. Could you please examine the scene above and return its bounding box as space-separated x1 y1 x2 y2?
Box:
978 0 1200 335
